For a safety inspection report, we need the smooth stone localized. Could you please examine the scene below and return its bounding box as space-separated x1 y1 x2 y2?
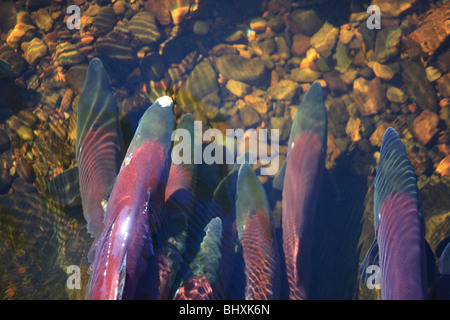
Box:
291 33 310 57
290 9 324 37
323 72 348 95
267 79 299 101
239 104 261 128
55 42 86 67
267 15 285 33
30 8 53 32
244 91 268 114
216 55 268 85
425 66 442 82
352 77 385 116
193 20 209 36
289 67 321 83
17 126 34 141
6 12 36 47
367 61 395 80
386 86 408 104
249 17 267 33
93 6 116 35
21 38 47 66
369 123 391 147
128 11 161 45
140 52 165 81
275 36 290 60
226 79 251 98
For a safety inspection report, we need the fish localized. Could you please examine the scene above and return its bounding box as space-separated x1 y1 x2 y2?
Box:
281 82 327 300
236 162 278 299
174 217 223 300
361 127 433 300
75 57 124 240
87 96 175 300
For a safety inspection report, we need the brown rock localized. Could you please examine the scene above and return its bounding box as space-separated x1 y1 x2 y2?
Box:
369 123 390 147
352 77 386 116
291 33 310 57
436 154 450 176
412 110 440 145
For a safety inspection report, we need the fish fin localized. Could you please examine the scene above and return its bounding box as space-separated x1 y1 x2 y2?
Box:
436 236 450 259
425 240 437 286
359 237 379 284
438 241 450 275
46 167 81 208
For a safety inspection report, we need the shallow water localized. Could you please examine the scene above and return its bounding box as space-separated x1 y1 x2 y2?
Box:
0 0 449 300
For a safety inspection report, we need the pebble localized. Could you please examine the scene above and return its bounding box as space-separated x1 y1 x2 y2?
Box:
267 79 299 101
369 123 390 147
386 86 408 104
367 61 395 80
6 12 36 48
412 110 440 145
291 33 310 57
436 74 450 98
249 18 267 33
216 55 268 85
270 116 292 141
334 42 352 74
290 9 324 37
436 154 450 177
226 79 251 98
193 20 209 36
310 22 339 58
93 6 116 35
374 26 401 63
239 103 261 128
30 8 53 32
17 126 35 141
401 59 438 112
352 77 385 116
128 11 161 45
289 67 321 83
425 66 442 83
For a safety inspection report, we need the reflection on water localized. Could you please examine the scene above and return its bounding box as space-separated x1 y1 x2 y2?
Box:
0 0 449 299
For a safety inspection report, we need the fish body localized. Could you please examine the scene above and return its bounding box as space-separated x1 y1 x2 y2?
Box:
373 127 428 300
87 97 175 299
236 163 278 300
281 82 327 300
75 57 123 239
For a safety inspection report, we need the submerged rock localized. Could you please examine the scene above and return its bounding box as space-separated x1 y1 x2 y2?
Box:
374 26 401 63
179 60 221 119
289 67 321 83
310 22 339 59
30 8 53 32
6 11 36 48
371 0 418 18
352 77 385 116
93 6 116 35
290 9 324 37
267 79 299 101
22 38 47 66
401 60 438 112
128 11 161 45
216 55 268 85
412 110 440 145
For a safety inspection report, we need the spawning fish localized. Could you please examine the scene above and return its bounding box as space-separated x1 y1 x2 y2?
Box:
87 96 175 299
236 162 278 299
281 82 327 300
362 127 433 299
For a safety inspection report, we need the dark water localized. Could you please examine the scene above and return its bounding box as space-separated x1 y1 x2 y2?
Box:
0 0 449 300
